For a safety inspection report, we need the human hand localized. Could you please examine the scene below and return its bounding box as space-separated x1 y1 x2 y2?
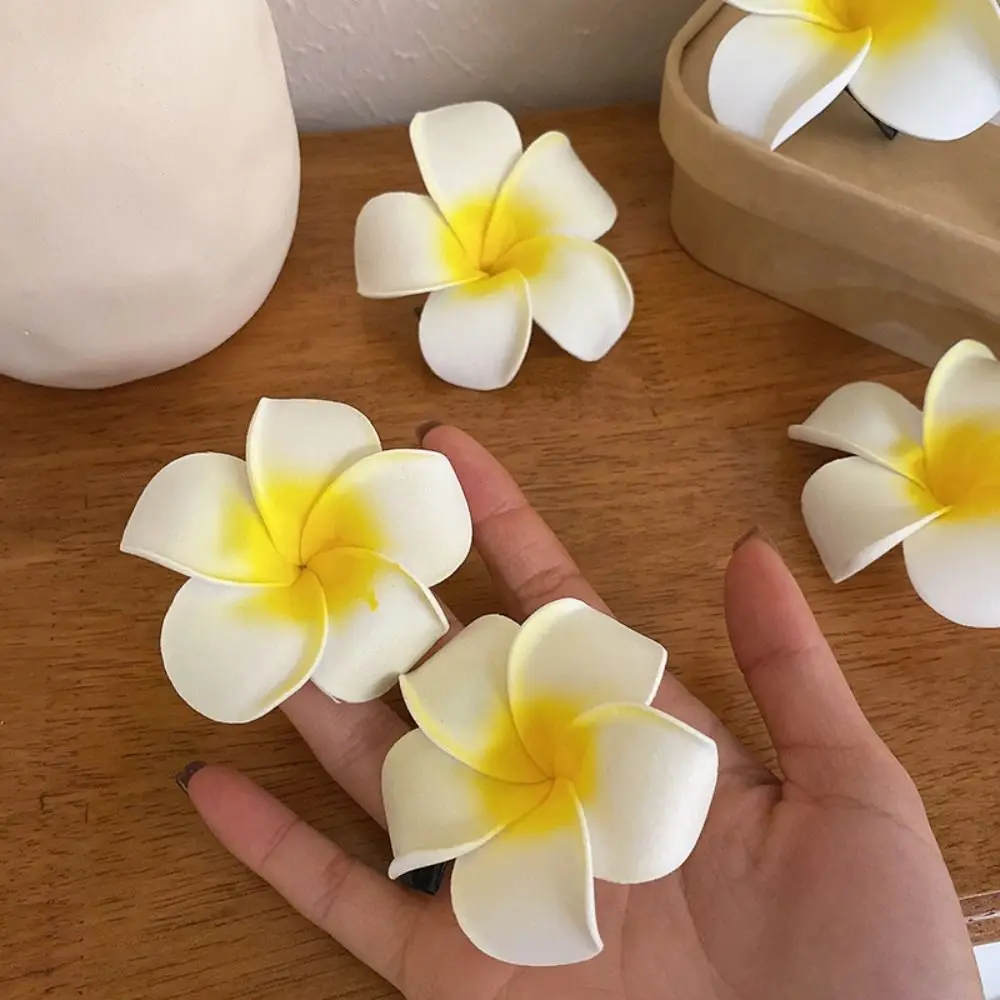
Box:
182 426 982 1000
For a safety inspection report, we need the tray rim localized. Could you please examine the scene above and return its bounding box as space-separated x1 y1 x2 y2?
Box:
659 1 1000 318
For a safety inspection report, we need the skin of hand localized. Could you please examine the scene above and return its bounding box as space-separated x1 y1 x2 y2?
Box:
183 425 984 1000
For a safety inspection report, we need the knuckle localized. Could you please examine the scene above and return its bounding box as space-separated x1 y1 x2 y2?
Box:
739 639 831 684
514 560 586 610
311 849 360 929
476 491 526 530
255 815 303 873
335 709 399 773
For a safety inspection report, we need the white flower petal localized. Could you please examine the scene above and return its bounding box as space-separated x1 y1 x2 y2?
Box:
903 515 1000 627
789 382 924 477
921 342 1000 506
509 599 666 772
451 779 602 967
851 0 1000 141
246 398 381 565
307 548 448 702
571 703 718 885
924 341 1000 437
355 192 480 299
410 102 523 263
383 730 551 880
160 573 326 724
709 15 871 149
501 237 633 362
401 616 547 783
419 272 532 391
482 132 618 257
301 450 472 586
802 456 944 583
726 0 846 28
121 453 297 586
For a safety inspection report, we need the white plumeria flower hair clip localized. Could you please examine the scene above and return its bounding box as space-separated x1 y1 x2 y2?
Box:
709 0 1000 149
382 600 719 967
121 399 472 722
791 340 1000 628
354 102 634 391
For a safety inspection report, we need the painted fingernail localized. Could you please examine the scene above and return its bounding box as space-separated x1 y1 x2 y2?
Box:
415 421 442 446
733 526 776 554
400 862 449 896
175 761 207 794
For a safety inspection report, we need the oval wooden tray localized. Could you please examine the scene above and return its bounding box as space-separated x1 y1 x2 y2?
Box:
660 1 1000 366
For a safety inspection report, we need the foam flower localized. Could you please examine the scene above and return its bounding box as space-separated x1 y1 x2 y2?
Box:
121 398 472 722
791 340 1000 627
709 0 1000 149
382 601 719 966
354 102 634 391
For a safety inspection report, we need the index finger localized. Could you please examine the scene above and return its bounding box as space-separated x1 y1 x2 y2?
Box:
185 765 426 990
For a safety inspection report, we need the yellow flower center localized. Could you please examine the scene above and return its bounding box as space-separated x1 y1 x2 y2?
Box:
442 192 554 286
473 692 598 837
824 0 939 48
515 694 595 785
225 472 386 623
897 418 1000 520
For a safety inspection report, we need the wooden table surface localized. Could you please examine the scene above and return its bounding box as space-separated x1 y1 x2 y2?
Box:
1 105 998 1000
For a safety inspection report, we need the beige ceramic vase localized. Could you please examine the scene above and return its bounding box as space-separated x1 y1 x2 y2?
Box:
0 0 300 389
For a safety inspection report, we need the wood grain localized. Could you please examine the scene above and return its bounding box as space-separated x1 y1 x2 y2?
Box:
0 105 997 999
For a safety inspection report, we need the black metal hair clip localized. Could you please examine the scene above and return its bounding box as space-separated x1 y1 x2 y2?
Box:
400 862 449 896
849 89 899 140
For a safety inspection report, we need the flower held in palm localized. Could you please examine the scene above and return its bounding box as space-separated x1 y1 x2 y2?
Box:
709 0 1000 149
122 399 472 722
382 600 719 967
791 340 1000 627
355 102 634 391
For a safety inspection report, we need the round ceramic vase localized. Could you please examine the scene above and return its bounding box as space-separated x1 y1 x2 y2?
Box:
0 0 301 389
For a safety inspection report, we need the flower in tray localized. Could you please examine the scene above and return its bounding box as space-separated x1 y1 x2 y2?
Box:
354 102 634 391
382 600 719 966
791 340 1000 627
709 0 1000 149
121 399 472 722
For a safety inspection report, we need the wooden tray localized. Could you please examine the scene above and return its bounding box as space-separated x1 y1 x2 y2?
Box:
659 1 1000 367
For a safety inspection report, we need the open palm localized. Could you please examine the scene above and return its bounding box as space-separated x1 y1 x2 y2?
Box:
186 426 982 1000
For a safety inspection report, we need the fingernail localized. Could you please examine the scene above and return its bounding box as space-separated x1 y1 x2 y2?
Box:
415 421 442 446
175 761 207 794
733 525 776 554
400 862 449 896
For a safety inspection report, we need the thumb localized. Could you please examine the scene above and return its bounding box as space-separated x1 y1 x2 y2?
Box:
725 531 890 795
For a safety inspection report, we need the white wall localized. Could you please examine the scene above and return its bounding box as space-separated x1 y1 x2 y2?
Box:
265 0 702 130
